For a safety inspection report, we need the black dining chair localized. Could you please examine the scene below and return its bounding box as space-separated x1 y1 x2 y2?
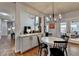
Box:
47 36 69 56
53 41 68 55
45 32 49 37
49 41 68 56
50 48 65 56
37 36 48 56
63 36 69 41
53 36 69 56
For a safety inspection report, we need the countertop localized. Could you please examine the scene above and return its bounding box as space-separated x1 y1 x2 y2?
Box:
19 33 43 38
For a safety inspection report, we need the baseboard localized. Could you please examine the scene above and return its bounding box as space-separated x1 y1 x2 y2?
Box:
15 50 20 53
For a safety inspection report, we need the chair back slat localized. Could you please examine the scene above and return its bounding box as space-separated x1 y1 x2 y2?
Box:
53 41 68 49
53 35 69 49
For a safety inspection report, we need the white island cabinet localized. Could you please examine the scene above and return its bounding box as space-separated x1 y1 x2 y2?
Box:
32 36 38 47
19 33 42 53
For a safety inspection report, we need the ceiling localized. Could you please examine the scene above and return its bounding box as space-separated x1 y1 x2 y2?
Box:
0 2 79 20
25 2 79 15
0 2 15 21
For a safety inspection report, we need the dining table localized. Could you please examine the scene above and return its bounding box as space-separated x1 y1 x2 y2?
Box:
41 37 65 55
41 37 65 45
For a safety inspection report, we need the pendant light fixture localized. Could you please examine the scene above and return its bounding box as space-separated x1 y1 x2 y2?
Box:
49 3 62 22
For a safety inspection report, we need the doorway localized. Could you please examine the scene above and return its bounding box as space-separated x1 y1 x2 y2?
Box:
0 2 15 56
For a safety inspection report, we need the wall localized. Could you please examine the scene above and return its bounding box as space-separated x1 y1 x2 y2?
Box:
0 19 8 37
49 10 79 37
0 19 1 39
58 10 79 37
15 3 43 53
1 20 8 36
15 3 79 52
20 11 35 33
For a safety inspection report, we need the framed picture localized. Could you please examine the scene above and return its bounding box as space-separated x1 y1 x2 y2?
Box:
49 23 55 29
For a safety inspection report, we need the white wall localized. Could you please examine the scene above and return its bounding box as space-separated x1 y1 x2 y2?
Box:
15 3 43 53
49 10 79 37
1 20 8 36
0 19 1 39
0 19 8 37
63 10 79 28
58 10 79 37
20 11 35 33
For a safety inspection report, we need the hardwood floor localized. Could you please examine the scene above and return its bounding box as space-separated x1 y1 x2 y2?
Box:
68 43 79 56
16 43 79 56
0 36 15 56
15 48 39 56
1 36 79 56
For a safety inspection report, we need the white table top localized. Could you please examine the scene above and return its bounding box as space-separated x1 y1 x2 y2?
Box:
41 37 65 45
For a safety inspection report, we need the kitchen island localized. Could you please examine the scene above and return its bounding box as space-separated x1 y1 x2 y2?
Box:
15 33 43 53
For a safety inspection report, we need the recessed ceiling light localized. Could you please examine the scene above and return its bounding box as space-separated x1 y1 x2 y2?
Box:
8 28 11 31
0 12 9 16
4 20 8 22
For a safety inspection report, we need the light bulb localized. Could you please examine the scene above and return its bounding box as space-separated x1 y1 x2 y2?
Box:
54 18 57 21
49 15 52 18
59 14 62 19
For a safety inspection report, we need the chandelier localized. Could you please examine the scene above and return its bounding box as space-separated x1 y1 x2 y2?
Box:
49 3 62 22
49 14 62 22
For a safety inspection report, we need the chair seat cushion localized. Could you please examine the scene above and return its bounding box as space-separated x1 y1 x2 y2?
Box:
50 48 64 56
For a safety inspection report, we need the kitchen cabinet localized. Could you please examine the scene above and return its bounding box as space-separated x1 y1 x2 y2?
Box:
18 33 42 53
21 37 32 52
32 36 38 47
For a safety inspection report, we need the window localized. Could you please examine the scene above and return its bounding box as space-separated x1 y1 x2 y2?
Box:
71 21 79 32
34 16 40 31
44 16 51 32
60 22 67 34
